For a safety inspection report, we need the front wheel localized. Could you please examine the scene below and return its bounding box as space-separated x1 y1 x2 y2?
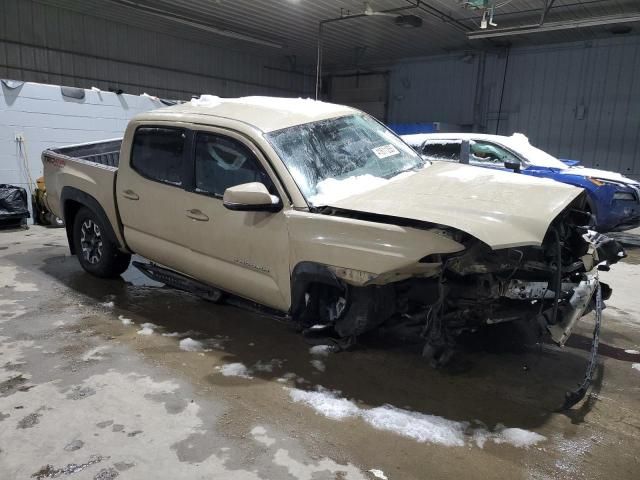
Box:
73 207 131 278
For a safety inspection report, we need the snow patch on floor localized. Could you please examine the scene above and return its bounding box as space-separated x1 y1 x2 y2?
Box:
100 301 114 309
309 345 332 356
288 387 359 420
369 469 388 480
361 405 466 447
310 359 326 372
632 363 640 372
137 323 157 335
624 349 639 355
288 386 545 448
118 315 133 326
217 362 252 379
179 338 204 352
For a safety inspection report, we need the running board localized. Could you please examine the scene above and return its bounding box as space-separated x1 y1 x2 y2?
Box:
132 261 223 302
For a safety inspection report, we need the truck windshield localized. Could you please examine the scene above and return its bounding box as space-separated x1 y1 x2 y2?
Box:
266 114 425 206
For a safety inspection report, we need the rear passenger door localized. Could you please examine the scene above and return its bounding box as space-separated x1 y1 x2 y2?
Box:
117 126 194 272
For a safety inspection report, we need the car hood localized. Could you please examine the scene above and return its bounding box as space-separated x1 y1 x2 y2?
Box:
327 162 583 249
557 166 640 185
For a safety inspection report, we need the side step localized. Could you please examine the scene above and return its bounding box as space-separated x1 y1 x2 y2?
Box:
132 261 223 302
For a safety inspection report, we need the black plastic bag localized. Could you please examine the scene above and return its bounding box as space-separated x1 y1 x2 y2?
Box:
0 184 30 220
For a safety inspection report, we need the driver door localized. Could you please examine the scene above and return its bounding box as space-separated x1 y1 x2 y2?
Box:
179 128 291 311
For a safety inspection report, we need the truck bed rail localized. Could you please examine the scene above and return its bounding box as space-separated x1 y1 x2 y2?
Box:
43 139 123 168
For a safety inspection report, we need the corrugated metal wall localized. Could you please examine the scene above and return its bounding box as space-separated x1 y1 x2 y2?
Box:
0 0 310 100
388 35 640 179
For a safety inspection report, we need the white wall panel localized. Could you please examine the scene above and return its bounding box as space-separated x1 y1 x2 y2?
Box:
0 0 308 100
0 81 166 215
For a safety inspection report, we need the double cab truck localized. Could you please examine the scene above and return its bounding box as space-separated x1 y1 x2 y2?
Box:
43 96 623 374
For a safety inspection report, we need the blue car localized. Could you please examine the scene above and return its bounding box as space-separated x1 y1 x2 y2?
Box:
402 132 640 232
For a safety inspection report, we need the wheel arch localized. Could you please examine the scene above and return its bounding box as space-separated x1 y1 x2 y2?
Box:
289 261 344 320
61 187 123 255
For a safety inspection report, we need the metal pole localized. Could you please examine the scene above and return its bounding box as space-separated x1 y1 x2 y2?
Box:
315 23 323 100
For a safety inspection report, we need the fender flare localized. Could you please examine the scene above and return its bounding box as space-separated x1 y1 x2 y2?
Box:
60 186 123 255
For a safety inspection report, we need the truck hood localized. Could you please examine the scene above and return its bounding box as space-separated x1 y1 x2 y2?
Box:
327 162 583 249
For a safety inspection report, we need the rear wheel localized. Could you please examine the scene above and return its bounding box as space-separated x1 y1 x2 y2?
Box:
73 207 130 278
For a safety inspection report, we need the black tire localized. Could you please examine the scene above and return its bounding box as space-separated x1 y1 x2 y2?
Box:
73 207 131 278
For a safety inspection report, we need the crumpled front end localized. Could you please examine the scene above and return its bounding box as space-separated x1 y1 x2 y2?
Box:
294 195 625 367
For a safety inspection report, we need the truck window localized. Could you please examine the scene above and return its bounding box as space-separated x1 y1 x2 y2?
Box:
421 140 461 162
194 133 275 197
131 127 185 186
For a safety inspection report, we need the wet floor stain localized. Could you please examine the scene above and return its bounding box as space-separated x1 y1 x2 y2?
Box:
113 462 135 472
565 334 640 362
63 440 84 452
93 467 119 480
31 455 105 479
66 386 96 400
17 412 42 429
0 374 29 396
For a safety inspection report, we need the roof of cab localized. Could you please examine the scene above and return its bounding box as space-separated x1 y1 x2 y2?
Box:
134 96 358 133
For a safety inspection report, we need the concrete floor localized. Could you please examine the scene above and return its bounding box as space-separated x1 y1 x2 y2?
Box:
1 226 639 480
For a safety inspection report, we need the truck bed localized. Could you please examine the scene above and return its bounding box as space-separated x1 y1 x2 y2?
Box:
42 138 126 249
44 139 122 168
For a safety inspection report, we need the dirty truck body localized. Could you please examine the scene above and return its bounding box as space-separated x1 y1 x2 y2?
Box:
42 97 623 362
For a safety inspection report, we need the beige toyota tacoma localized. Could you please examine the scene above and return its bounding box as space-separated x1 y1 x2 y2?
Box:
43 96 624 366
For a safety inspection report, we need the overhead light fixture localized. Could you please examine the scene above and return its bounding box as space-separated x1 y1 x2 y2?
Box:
610 25 632 35
469 12 640 39
107 0 282 48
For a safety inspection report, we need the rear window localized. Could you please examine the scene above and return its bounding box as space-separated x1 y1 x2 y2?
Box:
422 140 461 162
131 127 185 186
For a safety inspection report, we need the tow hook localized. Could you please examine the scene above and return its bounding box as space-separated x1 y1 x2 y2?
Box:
562 280 602 410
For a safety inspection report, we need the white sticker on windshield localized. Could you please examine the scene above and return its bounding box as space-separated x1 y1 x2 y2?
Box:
372 144 400 159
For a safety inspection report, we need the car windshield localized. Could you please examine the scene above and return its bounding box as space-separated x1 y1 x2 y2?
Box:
503 134 569 170
266 114 426 206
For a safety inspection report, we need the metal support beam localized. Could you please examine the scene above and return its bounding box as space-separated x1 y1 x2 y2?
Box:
539 0 556 26
315 1 422 99
468 13 640 40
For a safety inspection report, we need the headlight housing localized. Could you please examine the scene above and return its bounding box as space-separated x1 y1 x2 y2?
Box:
613 191 637 201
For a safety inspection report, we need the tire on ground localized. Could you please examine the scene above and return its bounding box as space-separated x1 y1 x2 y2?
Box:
72 206 131 278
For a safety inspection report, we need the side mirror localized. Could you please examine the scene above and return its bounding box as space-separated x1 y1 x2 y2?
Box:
223 182 282 212
504 161 521 173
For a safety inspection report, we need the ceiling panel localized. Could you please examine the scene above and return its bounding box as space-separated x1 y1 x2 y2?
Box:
33 0 640 69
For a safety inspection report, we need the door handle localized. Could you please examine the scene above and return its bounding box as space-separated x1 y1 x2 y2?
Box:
122 189 139 200
186 209 209 222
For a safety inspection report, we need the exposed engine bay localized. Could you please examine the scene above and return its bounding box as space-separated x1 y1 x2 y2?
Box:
294 200 626 373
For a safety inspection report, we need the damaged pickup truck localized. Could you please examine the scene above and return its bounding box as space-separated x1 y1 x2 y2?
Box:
43 96 624 381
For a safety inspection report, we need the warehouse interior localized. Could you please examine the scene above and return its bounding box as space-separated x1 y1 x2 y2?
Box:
2 1 640 479
3 0 640 183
